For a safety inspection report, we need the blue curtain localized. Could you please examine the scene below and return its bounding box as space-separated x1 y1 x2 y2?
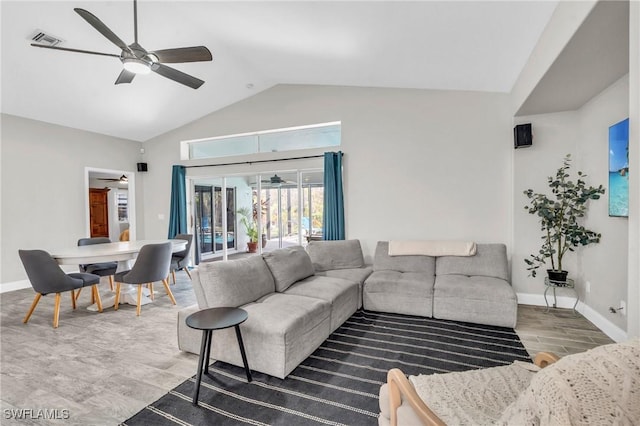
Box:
168 165 187 239
323 151 345 240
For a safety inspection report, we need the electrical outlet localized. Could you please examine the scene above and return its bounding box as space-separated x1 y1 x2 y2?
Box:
621 300 626 316
585 281 591 293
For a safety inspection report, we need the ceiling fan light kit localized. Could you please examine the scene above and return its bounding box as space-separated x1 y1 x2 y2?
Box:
122 58 151 75
30 0 212 89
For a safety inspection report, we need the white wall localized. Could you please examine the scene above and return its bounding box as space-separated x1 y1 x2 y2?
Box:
142 85 513 260
628 0 640 338
513 75 630 332
513 111 579 294
511 1 597 114
0 114 142 286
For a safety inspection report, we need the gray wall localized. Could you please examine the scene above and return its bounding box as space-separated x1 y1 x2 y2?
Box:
141 85 513 261
0 114 142 285
513 75 629 331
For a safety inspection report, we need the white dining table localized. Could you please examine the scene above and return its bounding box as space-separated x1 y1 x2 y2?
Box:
50 239 187 310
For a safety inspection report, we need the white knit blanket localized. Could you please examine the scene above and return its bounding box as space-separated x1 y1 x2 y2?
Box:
409 361 538 425
388 240 476 257
498 339 640 425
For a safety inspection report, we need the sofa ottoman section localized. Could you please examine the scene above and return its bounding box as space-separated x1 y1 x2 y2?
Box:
363 270 435 317
209 293 331 379
284 275 359 332
363 241 436 316
433 243 517 328
433 275 517 328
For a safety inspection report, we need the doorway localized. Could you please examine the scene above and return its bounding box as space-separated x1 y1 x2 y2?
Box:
194 185 236 257
84 167 136 241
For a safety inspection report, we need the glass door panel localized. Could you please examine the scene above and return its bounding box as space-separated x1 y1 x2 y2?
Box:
214 187 236 251
301 171 324 243
195 185 214 255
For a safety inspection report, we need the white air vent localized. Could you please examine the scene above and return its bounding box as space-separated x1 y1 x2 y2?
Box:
30 30 63 47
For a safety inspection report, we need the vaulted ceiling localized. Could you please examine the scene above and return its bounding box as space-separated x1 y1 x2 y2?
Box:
1 1 558 142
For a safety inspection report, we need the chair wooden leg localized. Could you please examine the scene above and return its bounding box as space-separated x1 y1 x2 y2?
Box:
114 283 121 311
71 290 77 310
148 283 154 300
183 267 192 280
108 275 114 291
162 279 177 305
53 293 61 328
93 285 103 313
23 293 42 324
171 270 177 285
90 286 95 304
136 285 143 316
75 288 82 300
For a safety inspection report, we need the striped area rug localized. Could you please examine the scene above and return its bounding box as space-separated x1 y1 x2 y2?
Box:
122 310 531 425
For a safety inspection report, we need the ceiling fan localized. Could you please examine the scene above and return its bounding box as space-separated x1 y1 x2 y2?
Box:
30 0 212 89
98 175 128 184
262 175 292 187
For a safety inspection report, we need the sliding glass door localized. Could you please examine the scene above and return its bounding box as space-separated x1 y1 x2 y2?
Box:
194 185 236 257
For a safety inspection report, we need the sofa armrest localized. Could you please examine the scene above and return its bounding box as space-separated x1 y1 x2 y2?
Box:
386 368 445 426
177 304 202 354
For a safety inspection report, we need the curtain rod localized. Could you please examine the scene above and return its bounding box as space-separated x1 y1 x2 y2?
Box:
184 152 342 168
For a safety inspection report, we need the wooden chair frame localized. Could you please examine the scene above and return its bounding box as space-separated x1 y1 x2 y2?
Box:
386 352 560 426
23 284 103 329
114 279 176 316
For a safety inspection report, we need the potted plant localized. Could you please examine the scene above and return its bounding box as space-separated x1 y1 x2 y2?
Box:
238 207 259 253
523 154 605 282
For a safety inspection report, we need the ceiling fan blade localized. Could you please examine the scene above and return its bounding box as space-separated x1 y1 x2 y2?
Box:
30 43 120 58
149 46 212 63
151 63 204 89
74 8 132 54
115 69 136 85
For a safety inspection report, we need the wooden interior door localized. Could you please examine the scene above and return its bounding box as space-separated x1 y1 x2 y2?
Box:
89 188 110 237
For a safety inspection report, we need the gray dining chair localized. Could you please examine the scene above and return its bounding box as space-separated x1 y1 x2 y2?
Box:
77 237 118 291
113 242 175 316
19 249 103 328
169 234 193 284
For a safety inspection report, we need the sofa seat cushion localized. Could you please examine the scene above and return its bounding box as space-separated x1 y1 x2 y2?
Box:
363 271 434 317
263 246 315 292
434 275 515 301
192 256 275 309
208 293 332 379
306 239 365 271
366 271 435 296
433 275 517 327
284 275 359 331
315 266 373 309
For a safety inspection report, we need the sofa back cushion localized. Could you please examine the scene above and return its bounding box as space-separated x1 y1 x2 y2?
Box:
436 243 508 281
263 246 315 292
306 239 365 272
193 256 275 308
373 241 436 274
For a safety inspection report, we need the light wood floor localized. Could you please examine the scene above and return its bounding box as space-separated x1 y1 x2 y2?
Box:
0 272 614 425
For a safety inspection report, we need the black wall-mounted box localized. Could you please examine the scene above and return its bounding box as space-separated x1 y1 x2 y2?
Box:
514 123 532 149
137 162 148 172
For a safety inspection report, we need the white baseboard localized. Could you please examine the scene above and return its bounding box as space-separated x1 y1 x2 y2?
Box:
0 279 31 294
517 292 628 343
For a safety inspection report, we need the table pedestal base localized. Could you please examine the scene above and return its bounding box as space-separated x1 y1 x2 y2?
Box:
86 285 153 311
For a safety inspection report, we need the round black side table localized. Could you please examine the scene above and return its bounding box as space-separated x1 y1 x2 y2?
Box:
186 307 252 406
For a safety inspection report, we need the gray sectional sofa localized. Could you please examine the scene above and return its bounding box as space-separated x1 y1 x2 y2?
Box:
363 241 517 328
177 242 367 379
177 239 517 379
